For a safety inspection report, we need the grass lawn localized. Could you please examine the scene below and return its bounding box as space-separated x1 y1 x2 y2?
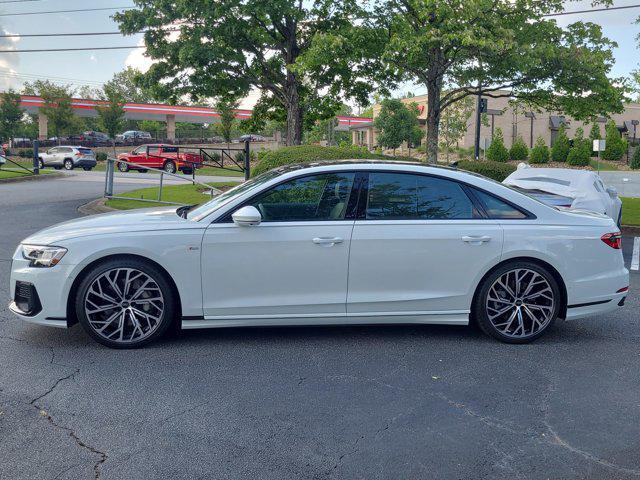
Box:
0 168 53 180
92 162 244 177
589 159 619 171
106 181 238 210
621 197 640 227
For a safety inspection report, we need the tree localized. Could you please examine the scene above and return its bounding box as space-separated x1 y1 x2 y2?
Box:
104 67 155 103
486 128 509 162
439 96 473 162
374 98 422 153
95 84 126 140
215 99 238 145
589 123 602 142
602 120 627 161
116 1 375 146
551 125 570 163
374 0 626 163
24 80 76 138
566 127 591 166
530 137 550 164
0 90 23 142
631 145 640 169
509 136 529 161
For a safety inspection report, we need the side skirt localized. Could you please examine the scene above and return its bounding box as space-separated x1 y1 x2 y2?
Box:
181 311 469 330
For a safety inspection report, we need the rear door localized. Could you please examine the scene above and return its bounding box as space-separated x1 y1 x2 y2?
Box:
347 172 504 319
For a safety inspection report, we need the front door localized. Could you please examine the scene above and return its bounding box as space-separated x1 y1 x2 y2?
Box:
347 172 504 319
201 172 357 320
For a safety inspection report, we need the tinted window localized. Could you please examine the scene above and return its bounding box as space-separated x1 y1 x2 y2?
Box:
366 173 476 220
471 188 527 219
247 173 355 222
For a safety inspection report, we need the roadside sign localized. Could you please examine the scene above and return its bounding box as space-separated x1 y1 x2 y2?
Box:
593 139 606 152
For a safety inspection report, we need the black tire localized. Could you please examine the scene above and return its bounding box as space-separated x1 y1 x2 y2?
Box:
118 162 130 173
473 261 561 344
38 158 44 169
54 166 62 170
83 167 93 171
182 168 193 175
138 169 148 173
163 160 176 174
74 258 177 349
63 159 74 170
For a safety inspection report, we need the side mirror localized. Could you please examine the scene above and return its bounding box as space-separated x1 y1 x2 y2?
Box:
232 205 261 226
606 186 618 198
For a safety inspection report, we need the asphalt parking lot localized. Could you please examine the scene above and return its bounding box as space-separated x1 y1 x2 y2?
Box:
1 174 640 480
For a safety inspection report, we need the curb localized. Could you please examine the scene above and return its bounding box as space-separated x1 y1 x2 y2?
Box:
77 197 115 216
621 225 640 236
0 171 64 184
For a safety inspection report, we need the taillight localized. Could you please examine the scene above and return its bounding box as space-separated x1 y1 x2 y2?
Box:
601 232 622 249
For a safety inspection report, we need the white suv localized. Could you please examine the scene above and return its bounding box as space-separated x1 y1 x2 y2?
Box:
38 146 97 171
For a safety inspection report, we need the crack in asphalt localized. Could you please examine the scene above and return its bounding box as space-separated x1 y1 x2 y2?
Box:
29 369 108 480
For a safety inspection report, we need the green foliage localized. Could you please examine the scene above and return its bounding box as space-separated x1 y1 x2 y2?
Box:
24 80 75 137
374 0 625 162
115 1 375 146
103 67 155 103
509 136 529 161
631 147 640 170
0 90 23 142
215 99 238 144
456 160 516 182
602 120 627 161
530 137 550 164
96 152 108 162
439 96 473 160
551 125 570 163
96 84 125 140
374 98 422 150
18 148 34 158
589 123 602 141
252 145 389 177
566 145 590 166
485 128 509 162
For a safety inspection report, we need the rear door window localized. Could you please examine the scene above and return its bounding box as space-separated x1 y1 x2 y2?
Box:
366 173 478 220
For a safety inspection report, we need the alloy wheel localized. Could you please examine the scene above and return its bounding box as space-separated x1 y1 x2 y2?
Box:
83 268 165 344
485 268 555 339
164 161 176 173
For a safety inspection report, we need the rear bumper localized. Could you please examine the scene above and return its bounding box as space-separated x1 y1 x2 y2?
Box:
74 158 97 167
565 292 627 320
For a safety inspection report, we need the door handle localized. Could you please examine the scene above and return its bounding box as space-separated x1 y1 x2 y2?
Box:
313 237 344 246
462 235 491 244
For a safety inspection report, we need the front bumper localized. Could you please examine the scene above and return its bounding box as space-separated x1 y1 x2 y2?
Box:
9 253 76 328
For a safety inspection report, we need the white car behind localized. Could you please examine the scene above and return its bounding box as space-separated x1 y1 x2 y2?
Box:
503 165 622 225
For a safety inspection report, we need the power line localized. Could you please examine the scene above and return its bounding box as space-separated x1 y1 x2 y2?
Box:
0 6 134 17
544 3 640 16
0 30 173 38
0 0 47 3
0 46 143 52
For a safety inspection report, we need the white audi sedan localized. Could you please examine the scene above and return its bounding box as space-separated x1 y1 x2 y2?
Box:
9 161 629 348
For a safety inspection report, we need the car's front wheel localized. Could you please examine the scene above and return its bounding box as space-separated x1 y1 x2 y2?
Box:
474 262 561 344
118 162 130 173
75 258 177 348
163 160 176 174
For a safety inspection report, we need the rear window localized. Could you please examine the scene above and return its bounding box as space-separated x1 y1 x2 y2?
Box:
78 148 94 155
471 188 527 219
161 146 179 153
517 176 571 186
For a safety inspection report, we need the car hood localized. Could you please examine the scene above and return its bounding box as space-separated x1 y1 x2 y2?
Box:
22 207 203 245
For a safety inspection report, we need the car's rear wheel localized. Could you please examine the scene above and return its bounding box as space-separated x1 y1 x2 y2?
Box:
138 169 148 173
182 168 193 175
163 160 176 174
474 262 561 344
117 162 129 172
83 167 93 171
75 258 176 348
64 159 74 170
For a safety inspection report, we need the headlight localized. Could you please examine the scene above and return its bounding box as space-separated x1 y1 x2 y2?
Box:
22 245 67 267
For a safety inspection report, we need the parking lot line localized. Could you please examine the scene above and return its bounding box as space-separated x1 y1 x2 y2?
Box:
632 237 640 271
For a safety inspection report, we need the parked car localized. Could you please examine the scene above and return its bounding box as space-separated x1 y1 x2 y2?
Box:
38 146 97 171
117 144 203 174
503 165 622 226
8 161 628 348
68 131 111 146
239 134 267 142
121 130 153 141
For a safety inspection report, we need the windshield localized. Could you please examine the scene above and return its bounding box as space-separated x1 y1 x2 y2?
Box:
186 170 281 221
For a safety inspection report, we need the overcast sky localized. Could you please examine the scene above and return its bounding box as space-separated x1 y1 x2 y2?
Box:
0 0 639 110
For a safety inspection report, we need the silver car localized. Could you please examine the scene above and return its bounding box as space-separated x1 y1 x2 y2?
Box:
38 146 97 171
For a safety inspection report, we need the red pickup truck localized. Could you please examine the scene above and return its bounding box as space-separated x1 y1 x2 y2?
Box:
117 144 203 174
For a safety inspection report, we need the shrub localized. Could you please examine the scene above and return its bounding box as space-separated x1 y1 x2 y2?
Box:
529 137 549 164
509 136 529 161
551 125 570 163
602 120 627 161
630 146 640 169
456 160 516 182
566 145 590 166
485 128 509 162
96 151 108 162
18 148 33 158
252 145 389 177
